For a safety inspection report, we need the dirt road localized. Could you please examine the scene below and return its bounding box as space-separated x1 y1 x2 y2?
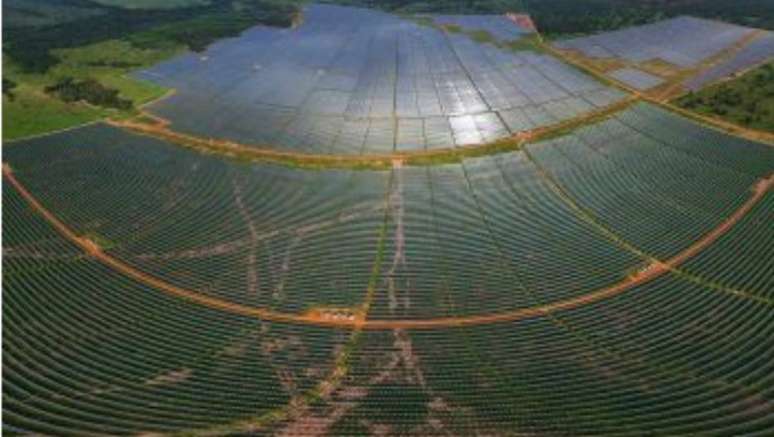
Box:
4 164 770 330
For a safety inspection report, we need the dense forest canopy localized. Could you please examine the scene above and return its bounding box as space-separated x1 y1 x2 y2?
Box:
321 0 774 36
524 0 774 38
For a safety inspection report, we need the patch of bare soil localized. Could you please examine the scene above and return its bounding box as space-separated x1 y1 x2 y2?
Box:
506 13 537 33
145 368 192 386
2 246 83 261
386 164 409 314
638 58 682 78
232 177 262 295
275 328 450 436
552 47 628 74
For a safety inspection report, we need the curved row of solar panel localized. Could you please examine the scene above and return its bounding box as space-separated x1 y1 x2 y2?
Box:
135 4 623 153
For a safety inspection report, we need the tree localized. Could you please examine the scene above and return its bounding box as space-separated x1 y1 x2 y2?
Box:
3 78 18 100
45 77 133 110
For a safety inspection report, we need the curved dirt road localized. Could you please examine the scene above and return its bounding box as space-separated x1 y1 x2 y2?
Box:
4 164 771 330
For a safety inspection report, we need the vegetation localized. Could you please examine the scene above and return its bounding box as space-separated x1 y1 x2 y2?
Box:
321 0 774 36
469 29 496 44
3 0 299 73
127 2 297 52
502 33 543 52
3 83 105 140
3 0 300 140
4 0 106 29
675 62 774 132
3 40 174 139
522 0 774 39
45 77 133 110
3 78 17 100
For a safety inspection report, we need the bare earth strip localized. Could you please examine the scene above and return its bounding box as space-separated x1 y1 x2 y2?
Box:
3 164 771 330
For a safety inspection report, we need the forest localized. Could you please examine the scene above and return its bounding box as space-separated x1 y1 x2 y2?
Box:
318 0 774 36
523 0 774 38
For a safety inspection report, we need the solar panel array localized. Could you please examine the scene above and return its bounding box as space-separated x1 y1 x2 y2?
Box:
135 4 623 154
4 103 774 434
608 67 665 90
555 16 755 68
6 3 774 433
686 31 774 91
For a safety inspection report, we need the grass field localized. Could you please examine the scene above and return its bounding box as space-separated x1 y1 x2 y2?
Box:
675 62 774 132
3 83 105 140
3 41 177 140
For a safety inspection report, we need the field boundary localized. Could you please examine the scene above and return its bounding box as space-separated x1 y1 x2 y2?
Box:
542 37 774 146
3 120 103 145
106 97 638 170
5 164 771 330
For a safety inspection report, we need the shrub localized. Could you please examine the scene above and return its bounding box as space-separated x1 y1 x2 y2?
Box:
3 78 18 100
45 77 133 110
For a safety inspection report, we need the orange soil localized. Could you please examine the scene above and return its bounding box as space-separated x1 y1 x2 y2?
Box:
4 164 771 330
505 13 537 33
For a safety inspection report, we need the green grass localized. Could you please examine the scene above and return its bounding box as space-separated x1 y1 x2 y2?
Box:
3 83 105 140
49 40 178 102
83 232 117 250
468 29 496 44
675 62 774 132
3 40 178 140
3 0 299 140
442 23 463 33
502 34 544 52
